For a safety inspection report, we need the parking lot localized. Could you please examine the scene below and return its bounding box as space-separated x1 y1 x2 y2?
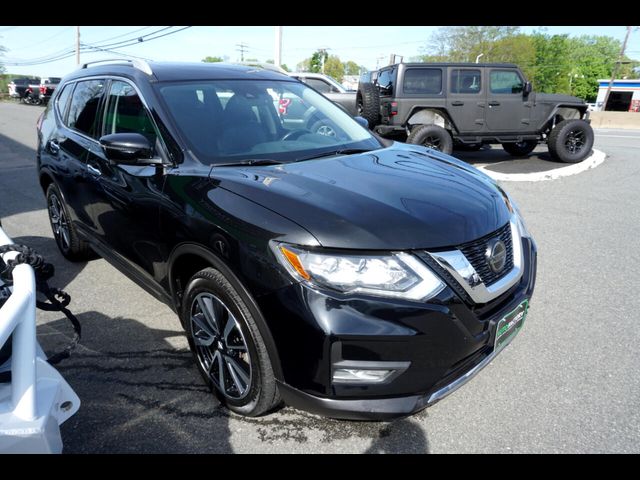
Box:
1 101 639 453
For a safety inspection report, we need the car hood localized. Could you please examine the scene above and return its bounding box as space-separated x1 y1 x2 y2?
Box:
211 144 512 250
535 93 586 105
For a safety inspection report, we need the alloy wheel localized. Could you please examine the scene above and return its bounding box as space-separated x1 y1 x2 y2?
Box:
48 193 70 251
190 292 252 399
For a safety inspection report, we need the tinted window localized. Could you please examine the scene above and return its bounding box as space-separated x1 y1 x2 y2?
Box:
451 69 481 94
305 78 331 94
55 83 74 121
103 81 156 144
377 68 395 96
403 68 442 95
67 79 105 137
490 70 523 94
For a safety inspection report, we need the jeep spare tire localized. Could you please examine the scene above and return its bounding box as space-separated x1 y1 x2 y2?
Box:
357 82 380 128
502 140 538 157
407 124 453 155
548 119 594 163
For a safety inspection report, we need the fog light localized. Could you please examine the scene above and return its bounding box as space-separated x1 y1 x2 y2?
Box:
333 368 395 384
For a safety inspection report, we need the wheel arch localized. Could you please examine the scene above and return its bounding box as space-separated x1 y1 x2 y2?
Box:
406 107 458 133
540 104 588 132
168 242 284 381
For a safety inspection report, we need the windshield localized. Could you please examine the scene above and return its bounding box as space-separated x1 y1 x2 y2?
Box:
156 79 381 165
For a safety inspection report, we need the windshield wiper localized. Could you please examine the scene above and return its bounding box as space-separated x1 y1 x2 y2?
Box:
213 158 285 167
294 148 373 163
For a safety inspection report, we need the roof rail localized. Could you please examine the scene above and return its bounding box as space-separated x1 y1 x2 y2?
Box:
80 58 153 76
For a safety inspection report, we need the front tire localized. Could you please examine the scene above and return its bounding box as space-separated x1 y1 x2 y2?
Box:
46 184 93 261
502 140 538 157
407 124 453 155
182 267 279 417
548 119 594 163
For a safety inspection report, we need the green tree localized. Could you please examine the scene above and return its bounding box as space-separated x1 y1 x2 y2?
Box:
324 55 344 82
343 60 361 76
296 58 311 72
530 33 572 95
421 26 521 62
309 50 328 73
202 56 223 63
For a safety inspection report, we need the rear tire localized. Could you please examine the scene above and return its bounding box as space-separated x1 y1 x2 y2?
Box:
46 184 93 261
356 82 380 128
502 140 538 157
548 119 594 163
407 124 453 155
182 267 280 417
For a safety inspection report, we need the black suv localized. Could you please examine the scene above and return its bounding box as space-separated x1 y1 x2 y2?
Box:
358 62 594 163
37 60 537 419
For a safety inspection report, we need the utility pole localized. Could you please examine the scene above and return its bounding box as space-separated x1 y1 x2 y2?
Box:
603 26 632 111
318 48 328 74
274 26 282 68
75 26 80 66
236 42 248 62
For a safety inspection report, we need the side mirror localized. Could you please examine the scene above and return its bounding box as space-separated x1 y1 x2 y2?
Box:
99 133 159 165
523 81 532 95
331 86 341 93
353 116 369 129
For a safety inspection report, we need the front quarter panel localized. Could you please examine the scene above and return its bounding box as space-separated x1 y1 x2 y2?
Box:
160 170 320 298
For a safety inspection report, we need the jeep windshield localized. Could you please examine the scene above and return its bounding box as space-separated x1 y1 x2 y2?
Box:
156 79 381 165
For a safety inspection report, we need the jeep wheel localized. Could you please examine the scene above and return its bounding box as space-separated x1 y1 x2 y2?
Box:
548 119 594 163
357 82 380 128
502 140 538 157
183 267 280 417
407 125 453 155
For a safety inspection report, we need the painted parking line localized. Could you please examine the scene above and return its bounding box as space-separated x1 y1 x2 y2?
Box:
478 149 606 182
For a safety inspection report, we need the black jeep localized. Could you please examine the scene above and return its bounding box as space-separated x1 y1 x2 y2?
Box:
357 63 594 163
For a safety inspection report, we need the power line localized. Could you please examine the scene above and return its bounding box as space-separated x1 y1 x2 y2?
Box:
236 42 248 61
5 26 192 66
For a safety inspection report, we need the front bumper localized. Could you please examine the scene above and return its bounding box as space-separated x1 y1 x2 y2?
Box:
258 237 537 420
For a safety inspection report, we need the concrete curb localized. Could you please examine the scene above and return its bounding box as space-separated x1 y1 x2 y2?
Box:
478 149 606 182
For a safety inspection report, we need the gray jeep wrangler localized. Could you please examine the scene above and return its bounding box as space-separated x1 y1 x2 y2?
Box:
357 63 594 163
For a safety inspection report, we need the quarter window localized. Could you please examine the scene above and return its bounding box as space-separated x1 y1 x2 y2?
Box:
377 68 395 96
403 68 442 95
451 69 481 94
490 70 524 94
67 79 105 137
103 80 156 144
55 83 74 121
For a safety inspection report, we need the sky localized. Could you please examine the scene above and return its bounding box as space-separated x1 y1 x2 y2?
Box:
1 25 639 78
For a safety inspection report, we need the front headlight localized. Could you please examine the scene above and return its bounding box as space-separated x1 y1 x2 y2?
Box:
272 243 445 301
500 188 531 239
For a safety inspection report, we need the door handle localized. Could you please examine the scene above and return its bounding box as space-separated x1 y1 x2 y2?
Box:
48 140 60 155
488 101 501 107
451 101 464 106
87 164 101 177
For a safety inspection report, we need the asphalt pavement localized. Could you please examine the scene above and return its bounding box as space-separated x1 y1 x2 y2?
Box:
1 101 639 453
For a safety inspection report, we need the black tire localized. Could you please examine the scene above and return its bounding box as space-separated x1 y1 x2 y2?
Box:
548 119 594 163
182 267 279 417
356 82 380 128
46 184 93 261
407 124 453 155
502 140 538 157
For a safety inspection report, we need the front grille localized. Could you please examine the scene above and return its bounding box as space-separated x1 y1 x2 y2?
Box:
458 222 513 286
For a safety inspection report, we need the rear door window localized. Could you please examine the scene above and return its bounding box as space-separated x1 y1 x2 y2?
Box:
450 69 482 94
376 68 396 96
304 78 332 93
66 79 106 137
